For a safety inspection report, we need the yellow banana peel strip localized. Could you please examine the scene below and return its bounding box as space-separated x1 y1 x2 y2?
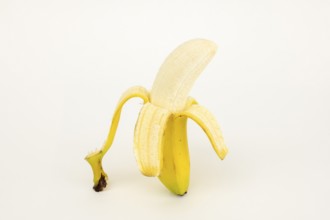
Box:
180 104 228 160
85 86 149 191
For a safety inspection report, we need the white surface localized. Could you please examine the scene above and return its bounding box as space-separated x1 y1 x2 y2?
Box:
1 0 329 219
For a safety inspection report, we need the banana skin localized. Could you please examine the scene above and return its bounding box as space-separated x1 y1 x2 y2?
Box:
85 39 228 195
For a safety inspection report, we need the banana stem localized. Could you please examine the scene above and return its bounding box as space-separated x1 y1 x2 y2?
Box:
85 86 149 192
84 104 124 191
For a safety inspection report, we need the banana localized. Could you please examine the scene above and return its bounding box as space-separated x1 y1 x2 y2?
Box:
85 39 228 195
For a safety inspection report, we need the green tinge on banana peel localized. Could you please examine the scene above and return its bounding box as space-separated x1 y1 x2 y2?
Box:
85 39 228 195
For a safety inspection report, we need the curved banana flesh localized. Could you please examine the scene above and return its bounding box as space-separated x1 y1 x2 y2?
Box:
85 39 228 195
151 39 217 112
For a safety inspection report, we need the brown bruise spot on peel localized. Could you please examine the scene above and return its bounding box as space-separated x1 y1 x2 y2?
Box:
93 174 107 192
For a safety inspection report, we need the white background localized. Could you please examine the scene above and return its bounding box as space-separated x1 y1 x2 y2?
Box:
0 0 329 219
